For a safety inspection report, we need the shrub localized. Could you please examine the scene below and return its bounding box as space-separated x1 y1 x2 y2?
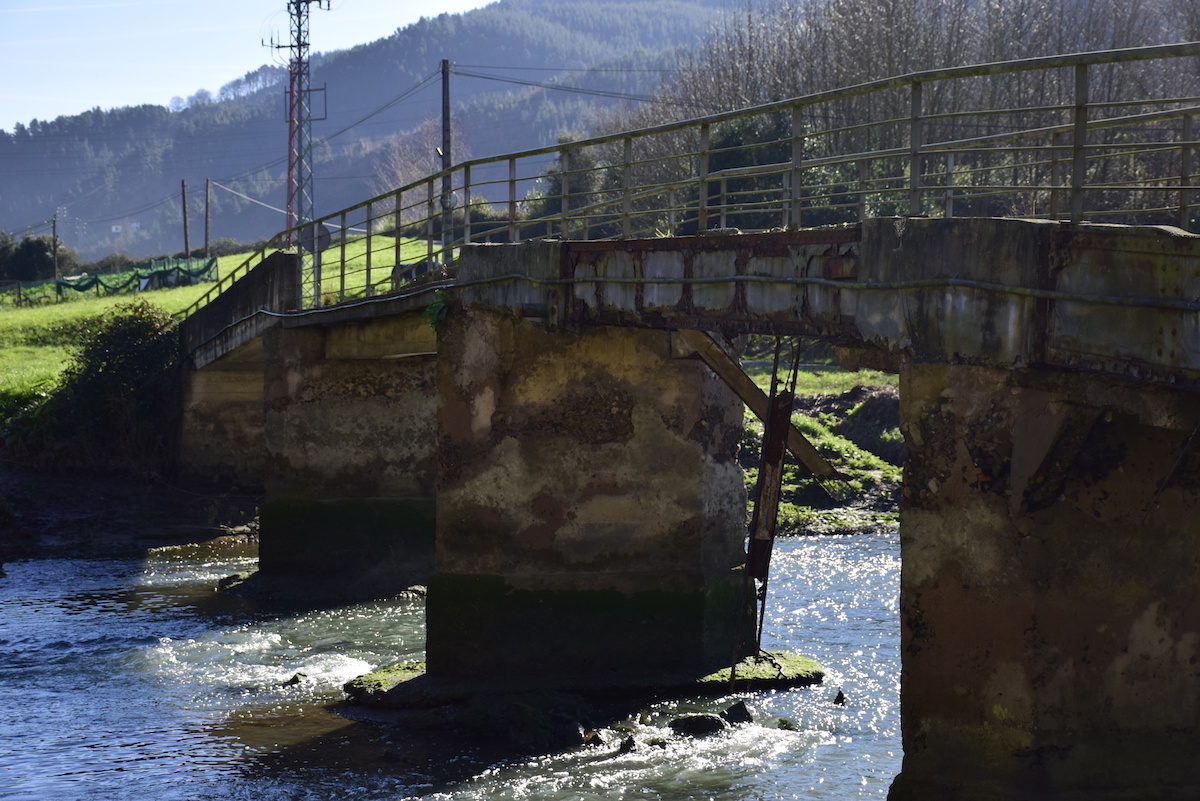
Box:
5 299 181 475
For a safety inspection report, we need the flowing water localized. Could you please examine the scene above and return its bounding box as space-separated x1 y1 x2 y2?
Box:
0 532 899 800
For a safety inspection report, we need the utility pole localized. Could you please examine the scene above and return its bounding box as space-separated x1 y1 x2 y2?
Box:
204 178 212 258
51 213 58 280
181 179 191 263
441 57 452 251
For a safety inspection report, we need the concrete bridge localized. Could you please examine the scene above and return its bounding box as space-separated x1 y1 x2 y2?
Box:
176 43 1200 801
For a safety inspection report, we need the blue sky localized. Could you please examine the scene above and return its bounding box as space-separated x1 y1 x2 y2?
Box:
0 0 493 132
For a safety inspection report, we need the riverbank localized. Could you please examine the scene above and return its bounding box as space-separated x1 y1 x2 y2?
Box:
0 459 258 563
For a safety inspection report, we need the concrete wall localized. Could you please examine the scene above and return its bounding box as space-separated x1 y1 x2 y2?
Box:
258 312 439 598
428 307 752 688
891 363 1200 800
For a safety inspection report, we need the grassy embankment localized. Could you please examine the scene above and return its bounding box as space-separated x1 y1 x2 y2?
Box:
0 237 430 420
741 349 901 535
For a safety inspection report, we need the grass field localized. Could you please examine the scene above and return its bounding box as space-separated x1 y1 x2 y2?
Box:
0 283 220 413
0 237 437 417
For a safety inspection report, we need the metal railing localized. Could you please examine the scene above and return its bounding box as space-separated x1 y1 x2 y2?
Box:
180 41 1200 318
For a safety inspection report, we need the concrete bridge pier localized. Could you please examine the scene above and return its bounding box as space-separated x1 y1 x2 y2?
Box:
890 363 1200 801
256 313 439 599
427 306 754 689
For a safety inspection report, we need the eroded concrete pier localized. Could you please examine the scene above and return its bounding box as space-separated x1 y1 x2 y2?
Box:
428 307 753 688
891 364 1200 800
257 313 438 597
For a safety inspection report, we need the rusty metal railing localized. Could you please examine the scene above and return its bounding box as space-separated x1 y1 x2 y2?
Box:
180 41 1200 319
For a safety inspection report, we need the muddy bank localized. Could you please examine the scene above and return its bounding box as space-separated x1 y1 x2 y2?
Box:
0 459 259 562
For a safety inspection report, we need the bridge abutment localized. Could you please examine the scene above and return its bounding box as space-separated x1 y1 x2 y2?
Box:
891 363 1200 800
179 338 266 490
257 314 438 598
427 307 753 688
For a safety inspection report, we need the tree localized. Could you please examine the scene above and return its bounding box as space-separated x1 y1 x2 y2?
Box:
2 235 80 281
0 231 14 278
371 116 471 225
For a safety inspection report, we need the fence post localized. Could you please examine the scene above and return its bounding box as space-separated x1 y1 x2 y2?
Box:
463 165 473 245
908 81 924 216
698 123 711 232
719 177 728 229
1070 63 1089 224
622 137 633 239
944 152 956 218
365 201 374 297
1181 114 1194 231
790 106 804 229
508 157 519 244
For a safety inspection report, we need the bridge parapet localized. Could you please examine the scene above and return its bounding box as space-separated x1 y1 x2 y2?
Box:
455 219 1200 394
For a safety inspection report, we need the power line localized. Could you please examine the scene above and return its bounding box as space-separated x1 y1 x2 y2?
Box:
450 67 713 111
455 64 678 72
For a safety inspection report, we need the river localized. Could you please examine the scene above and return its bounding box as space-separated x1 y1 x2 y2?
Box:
0 531 899 800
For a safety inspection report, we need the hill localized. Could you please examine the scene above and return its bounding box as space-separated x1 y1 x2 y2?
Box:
0 0 724 261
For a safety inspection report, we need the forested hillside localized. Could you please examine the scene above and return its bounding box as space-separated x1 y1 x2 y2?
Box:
0 0 724 261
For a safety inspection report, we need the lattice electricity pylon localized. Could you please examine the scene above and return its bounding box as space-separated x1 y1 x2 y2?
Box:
271 0 328 303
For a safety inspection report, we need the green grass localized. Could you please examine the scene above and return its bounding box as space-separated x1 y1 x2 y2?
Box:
744 362 897 396
0 283 221 418
308 235 432 304
0 238 439 416
740 360 901 535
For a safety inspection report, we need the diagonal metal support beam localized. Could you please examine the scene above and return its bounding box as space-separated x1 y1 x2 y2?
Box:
676 330 841 485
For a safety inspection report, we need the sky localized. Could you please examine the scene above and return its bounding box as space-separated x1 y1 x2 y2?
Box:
0 0 494 133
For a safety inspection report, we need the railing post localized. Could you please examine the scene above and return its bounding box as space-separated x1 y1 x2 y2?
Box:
365 201 373 297
858 159 869 222
908 81 924 216
1070 63 1089 224
508 157 519 244
698 123 711 232
427 179 436 264
944 152 956 218
668 187 677 233
311 222 322 308
790 106 804 229
463 165 473 245
1181 114 1194 231
339 210 347 301
393 189 402 270
622 136 633 239
719 177 728 229
1049 131 1065 220
559 145 571 239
